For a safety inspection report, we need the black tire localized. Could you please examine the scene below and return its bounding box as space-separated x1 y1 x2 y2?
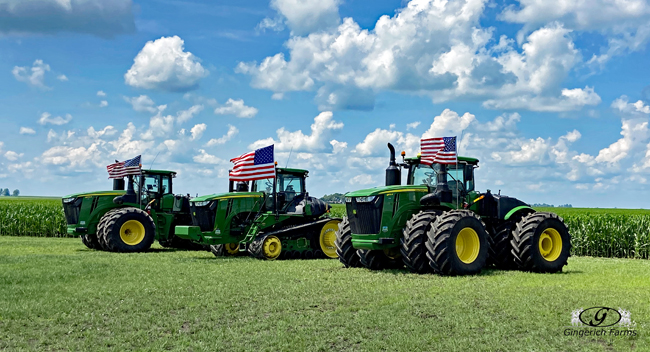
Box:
487 221 518 270
313 249 324 259
248 234 282 260
401 211 438 273
357 249 403 270
209 243 241 257
160 234 206 251
512 212 571 273
81 233 101 250
98 207 156 252
334 217 362 268
96 216 111 251
425 210 489 276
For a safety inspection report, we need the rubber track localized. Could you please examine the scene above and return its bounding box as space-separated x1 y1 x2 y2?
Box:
425 210 488 275
334 217 362 268
400 211 438 273
511 212 571 273
99 207 155 252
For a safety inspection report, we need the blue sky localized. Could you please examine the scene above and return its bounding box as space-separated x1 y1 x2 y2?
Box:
1 0 650 208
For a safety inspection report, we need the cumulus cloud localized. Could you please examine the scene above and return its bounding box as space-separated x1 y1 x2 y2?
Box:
190 123 206 141
125 95 161 113
99 100 108 107
249 111 343 152
12 60 51 89
193 149 222 164
0 0 135 37
125 36 208 92
239 1 594 112
269 0 341 36
41 144 102 167
38 112 72 125
97 90 106 97
406 121 421 130
256 16 285 32
4 150 24 161
19 127 35 135
214 99 258 118
177 104 204 124
57 74 68 81
206 125 238 146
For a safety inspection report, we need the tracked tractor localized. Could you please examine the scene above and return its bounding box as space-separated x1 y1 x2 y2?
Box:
175 167 342 260
335 144 571 275
62 170 199 252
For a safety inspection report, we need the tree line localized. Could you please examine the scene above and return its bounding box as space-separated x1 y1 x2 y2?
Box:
0 189 20 196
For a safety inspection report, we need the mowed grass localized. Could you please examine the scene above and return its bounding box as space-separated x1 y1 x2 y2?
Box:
0 237 647 352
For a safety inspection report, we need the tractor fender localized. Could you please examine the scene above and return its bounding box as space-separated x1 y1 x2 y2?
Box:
504 206 534 220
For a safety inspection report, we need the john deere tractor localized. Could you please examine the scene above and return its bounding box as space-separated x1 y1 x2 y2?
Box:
175 167 341 260
335 143 571 275
62 170 199 252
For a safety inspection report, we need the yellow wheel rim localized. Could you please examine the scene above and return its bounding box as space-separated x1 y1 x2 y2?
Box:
456 227 480 264
120 220 145 246
538 228 562 262
319 220 340 258
225 243 240 255
383 247 401 260
262 236 282 260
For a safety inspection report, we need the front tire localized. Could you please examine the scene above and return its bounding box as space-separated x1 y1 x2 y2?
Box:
98 207 156 252
358 248 403 270
318 219 341 259
248 234 282 260
81 233 101 250
425 210 489 276
210 243 241 257
487 221 518 270
511 212 571 273
401 211 438 273
334 217 362 268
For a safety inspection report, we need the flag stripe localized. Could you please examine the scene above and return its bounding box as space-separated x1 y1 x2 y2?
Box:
229 145 275 182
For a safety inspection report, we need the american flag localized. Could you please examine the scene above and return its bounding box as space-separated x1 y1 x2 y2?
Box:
229 145 276 182
107 155 142 179
420 137 457 165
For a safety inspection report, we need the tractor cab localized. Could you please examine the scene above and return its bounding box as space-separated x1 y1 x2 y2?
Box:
405 156 479 204
251 168 309 214
113 169 187 213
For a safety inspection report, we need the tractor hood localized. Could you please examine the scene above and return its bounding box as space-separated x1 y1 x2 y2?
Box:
62 190 126 199
346 185 428 197
190 192 264 202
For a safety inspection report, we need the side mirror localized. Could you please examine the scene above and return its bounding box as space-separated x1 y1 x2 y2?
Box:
465 165 474 181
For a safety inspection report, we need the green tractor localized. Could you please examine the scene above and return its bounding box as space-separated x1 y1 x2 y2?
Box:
335 143 571 275
175 167 342 260
62 170 200 252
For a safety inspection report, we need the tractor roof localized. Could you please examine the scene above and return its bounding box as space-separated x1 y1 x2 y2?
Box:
142 169 177 176
404 155 479 164
277 167 309 176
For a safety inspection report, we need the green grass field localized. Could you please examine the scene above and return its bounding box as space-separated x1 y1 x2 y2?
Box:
0 236 647 352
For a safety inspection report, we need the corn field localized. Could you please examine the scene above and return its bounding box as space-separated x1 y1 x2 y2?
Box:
0 198 67 237
0 200 648 259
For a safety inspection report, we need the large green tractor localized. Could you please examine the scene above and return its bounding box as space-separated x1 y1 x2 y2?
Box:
335 143 571 275
175 167 342 260
62 170 199 252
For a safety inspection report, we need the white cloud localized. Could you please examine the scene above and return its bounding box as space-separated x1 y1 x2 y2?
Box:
38 112 72 125
177 104 204 124
424 109 476 138
193 149 222 164
40 144 102 167
190 123 206 141
249 111 343 152
4 151 23 161
0 0 135 38
125 95 161 113
99 100 108 107
354 129 405 157
349 174 374 186
97 90 106 97
19 127 35 135
125 36 208 92
406 121 421 130
256 16 285 32
206 125 239 146
12 60 51 89
270 0 340 36
57 74 68 81
214 99 258 118
483 86 602 112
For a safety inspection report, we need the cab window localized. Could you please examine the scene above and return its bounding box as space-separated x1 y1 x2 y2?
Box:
161 176 172 194
277 174 303 194
252 178 274 194
411 164 440 187
143 175 160 193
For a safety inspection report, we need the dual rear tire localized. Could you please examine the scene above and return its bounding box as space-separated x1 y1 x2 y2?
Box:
95 207 156 252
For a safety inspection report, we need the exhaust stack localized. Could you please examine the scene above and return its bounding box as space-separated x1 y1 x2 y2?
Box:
385 143 401 186
113 178 125 190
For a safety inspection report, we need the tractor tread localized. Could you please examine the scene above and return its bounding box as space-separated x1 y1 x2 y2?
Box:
401 211 439 273
335 217 362 268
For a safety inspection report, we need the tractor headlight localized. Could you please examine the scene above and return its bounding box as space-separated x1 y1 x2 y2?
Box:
345 197 352 203
355 196 376 203
63 197 78 204
193 200 210 207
